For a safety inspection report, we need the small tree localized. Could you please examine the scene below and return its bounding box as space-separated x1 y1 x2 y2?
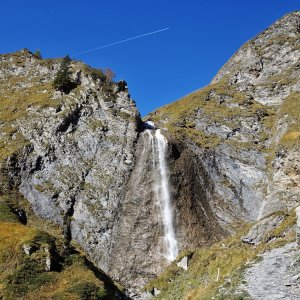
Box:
53 55 77 93
105 68 115 84
33 49 42 59
90 68 106 82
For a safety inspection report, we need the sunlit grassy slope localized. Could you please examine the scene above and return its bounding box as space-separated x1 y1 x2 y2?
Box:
145 211 296 300
147 77 278 151
0 194 124 300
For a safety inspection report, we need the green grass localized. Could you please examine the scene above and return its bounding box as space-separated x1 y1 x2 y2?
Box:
0 200 20 223
278 92 300 148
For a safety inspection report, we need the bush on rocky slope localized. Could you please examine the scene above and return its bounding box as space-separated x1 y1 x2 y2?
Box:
53 55 78 94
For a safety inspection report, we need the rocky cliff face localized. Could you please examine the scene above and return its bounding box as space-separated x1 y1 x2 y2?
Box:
148 11 300 228
1 11 300 299
0 50 224 294
0 49 141 281
107 130 226 291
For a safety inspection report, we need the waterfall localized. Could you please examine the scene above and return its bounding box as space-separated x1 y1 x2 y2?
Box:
146 129 178 262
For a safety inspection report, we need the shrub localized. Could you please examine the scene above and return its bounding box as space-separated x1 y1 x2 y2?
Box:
104 68 115 83
5 259 55 297
67 281 107 300
33 49 42 59
53 55 77 94
90 68 106 82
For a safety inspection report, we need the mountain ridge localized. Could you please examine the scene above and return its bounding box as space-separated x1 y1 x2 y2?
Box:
0 11 300 300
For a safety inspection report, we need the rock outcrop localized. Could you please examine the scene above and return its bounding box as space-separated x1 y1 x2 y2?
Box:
296 206 300 245
0 49 141 282
240 243 300 299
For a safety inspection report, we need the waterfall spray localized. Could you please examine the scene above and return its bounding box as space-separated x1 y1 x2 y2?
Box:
152 129 178 262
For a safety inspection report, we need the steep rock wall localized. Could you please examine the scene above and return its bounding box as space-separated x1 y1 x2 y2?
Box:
0 49 141 277
2 11 300 294
148 12 300 227
107 130 226 290
0 50 227 293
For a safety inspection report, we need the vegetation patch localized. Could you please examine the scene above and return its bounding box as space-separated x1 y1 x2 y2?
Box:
66 281 107 300
145 211 296 300
148 77 275 151
278 92 300 148
0 191 124 300
0 199 20 223
5 259 56 297
53 55 78 94
90 68 107 82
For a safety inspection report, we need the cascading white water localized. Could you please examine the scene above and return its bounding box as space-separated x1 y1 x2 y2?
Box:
149 129 178 262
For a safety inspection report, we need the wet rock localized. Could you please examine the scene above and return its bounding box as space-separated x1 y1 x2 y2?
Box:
108 131 226 292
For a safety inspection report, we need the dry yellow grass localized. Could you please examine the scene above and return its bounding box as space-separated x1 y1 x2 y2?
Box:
25 262 106 300
0 222 37 283
0 221 114 299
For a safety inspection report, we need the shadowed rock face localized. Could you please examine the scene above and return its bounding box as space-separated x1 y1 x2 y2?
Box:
168 139 227 247
106 130 226 290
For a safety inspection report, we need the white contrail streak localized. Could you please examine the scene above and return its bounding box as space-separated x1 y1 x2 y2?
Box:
72 27 170 56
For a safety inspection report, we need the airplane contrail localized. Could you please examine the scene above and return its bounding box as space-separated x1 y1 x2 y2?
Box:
72 27 170 56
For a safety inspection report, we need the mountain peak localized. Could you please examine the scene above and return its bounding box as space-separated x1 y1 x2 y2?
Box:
211 12 300 108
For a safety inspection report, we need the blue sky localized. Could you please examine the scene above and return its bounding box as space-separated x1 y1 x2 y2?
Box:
1 1 300 116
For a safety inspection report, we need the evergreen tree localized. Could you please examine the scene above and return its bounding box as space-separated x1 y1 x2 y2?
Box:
53 55 76 93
